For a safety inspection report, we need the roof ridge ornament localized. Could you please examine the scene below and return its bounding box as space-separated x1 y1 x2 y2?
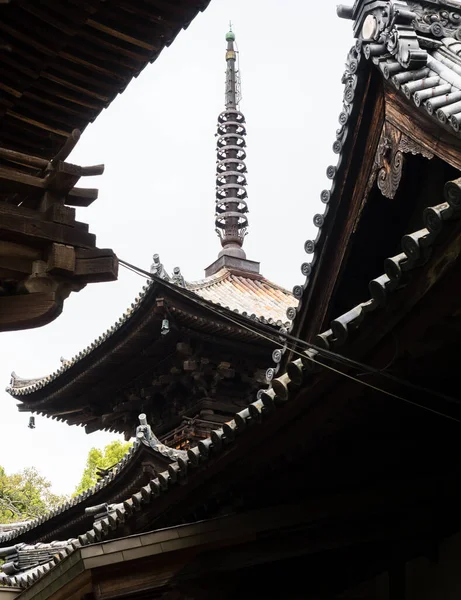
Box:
150 254 170 281
172 267 186 287
338 1 427 69
136 414 188 461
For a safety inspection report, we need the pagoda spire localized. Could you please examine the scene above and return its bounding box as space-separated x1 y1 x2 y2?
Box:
206 27 260 277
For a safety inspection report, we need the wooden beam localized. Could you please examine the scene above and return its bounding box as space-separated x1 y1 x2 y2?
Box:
17 2 78 37
41 73 109 103
66 187 99 206
86 19 156 51
0 164 46 193
66 38 139 70
59 51 127 82
116 0 177 28
0 293 62 331
78 29 149 62
33 80 103 110
0 21 55 56
6 110 70 137
23 90 91 119
48 243 76 276
0 146 49 170
0 81 21 98
0 205 96 248
75 250 118 282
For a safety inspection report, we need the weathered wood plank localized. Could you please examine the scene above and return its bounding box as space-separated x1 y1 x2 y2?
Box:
0 293 61 331
6 110 70 137
0 165 46 193
66 188 99 206
0 207 96 248
0 145 49 169
75 254 118 282
48 243 76 275
86 18 156 51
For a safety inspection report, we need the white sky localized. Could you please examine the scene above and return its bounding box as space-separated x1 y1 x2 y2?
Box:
0 0 353 496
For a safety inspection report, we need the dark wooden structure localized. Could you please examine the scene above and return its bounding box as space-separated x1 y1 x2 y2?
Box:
0 0 210 157
0 0 210 331
5 27 294 446
8 1 461 598
7 275 288 444
0 128 118 331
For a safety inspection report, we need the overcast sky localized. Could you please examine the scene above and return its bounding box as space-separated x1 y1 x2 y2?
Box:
0 0 353 496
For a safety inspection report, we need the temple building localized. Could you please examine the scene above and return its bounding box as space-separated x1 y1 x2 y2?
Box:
6 28 294 447
7 1 461 599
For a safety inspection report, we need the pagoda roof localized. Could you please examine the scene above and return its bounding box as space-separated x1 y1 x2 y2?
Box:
0 0 210 160
2 178 461 587
187 268 293 328
0 433 186 549
6 3 461 591
7 269 293 400
3 185 461 584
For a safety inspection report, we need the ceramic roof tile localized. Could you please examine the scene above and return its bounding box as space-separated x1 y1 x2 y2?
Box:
186 269 294 326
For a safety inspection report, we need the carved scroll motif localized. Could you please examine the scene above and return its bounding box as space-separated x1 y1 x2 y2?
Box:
406 1 461 40
366 122 434 200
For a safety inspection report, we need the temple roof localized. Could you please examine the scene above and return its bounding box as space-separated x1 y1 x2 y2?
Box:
3 186 461 584
4 3 461 592
0 0 210 161
187 268 293 327
289 0 461 345
7 270 293 400
0 419 187 550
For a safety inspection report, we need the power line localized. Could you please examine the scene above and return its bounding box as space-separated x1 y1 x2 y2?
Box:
118 259 461 424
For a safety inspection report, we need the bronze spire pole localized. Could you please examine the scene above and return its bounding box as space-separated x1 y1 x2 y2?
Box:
215 27 249 261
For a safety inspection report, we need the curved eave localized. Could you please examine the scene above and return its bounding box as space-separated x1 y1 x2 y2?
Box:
288 44 369 341
186 268 295 328
0 438 186 547
0 441 141 546
7 277 276 406
290 28 461 347
2 196 458 586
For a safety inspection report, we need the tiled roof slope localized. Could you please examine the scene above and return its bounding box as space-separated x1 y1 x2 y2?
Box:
0 417 187 548
7 279 156 397
339 1 461 136
0 442 140 546
186 268 294 327
289 1 461 339
7 269 293 398
2 179 459 588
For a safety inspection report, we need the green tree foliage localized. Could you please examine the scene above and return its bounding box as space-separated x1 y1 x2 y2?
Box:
0 466 66 524
74 440 131 496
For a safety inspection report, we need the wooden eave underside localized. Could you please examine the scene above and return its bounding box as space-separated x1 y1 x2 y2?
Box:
5 223 461 590
122 236 461 538
292 61 461 351
0 0 210 163
15 247 461 590
14 283 272 427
